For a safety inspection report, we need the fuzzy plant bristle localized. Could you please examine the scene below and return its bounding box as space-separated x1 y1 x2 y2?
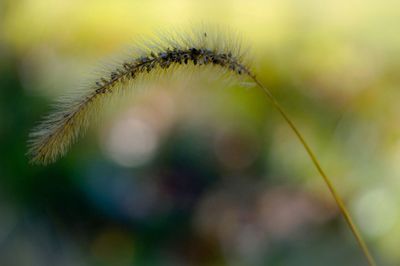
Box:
27 27 376 266
27 29 250 165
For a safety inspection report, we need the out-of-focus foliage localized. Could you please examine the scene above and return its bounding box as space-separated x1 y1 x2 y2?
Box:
1 0 400 265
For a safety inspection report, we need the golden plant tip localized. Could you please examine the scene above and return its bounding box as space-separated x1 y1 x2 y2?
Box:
27 28 250 165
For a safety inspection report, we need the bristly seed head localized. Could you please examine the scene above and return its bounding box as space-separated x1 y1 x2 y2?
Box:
27 28 252 165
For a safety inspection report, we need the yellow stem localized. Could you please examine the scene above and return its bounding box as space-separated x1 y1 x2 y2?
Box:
250 76 376 266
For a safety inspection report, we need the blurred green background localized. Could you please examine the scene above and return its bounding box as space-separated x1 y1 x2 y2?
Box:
1 0 400 265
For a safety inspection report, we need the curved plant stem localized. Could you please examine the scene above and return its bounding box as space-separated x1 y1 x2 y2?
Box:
250 75 376 266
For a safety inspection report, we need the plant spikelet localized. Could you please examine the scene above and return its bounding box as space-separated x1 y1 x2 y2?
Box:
27 27 251 165
27 26 377 266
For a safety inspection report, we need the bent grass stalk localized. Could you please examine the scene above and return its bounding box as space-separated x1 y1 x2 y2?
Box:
250 76 376 266
28 29 376 265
